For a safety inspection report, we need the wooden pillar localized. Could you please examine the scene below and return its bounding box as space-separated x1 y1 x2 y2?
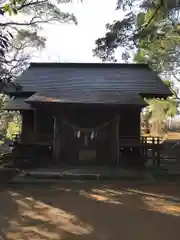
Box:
34 108 37 133
152 137 156 165
157 138 160 165
53 116 62 164
116 114 120 165
53 116 57 160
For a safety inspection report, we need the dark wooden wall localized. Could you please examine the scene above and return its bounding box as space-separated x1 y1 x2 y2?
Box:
35 105 54 134
20 103 142 166
54 105 117 165
20 110 34 141
119 107 141 140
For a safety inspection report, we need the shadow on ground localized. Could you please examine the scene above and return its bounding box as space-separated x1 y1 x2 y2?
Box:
1 181 180 239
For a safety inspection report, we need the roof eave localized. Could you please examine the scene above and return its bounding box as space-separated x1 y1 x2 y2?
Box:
140 91 173 99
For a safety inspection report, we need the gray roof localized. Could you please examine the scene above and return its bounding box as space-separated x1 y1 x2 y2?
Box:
25 90 148 106
4 98 32 110
12 62 172 104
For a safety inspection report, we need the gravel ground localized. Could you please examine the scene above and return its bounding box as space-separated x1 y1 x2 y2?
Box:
0 181 180 240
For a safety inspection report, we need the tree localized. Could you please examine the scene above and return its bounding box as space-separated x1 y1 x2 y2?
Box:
0 0 77 142
94 1 180 136
93 0 180 74
134 15 179 136
140 79 178 136
142 97 177 136
0 0 77 90
94 0 180 136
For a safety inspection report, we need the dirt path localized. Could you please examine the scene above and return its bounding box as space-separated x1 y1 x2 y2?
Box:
0 181 180 240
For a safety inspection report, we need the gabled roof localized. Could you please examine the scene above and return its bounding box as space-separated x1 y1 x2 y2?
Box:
25 90 148 106
4 97 32 110
9 62 172 105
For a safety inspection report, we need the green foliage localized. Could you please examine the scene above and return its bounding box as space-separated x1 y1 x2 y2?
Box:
6 115 21 139
136 25 179 136
133 4 180 72
94 0 180 136
0 0 25 57
142 97 177 136
0 95 21 139
3 2 19 15
142 79 178 136
146 98 177 120
0 0 78 142
94 0 180 74
0 0 77 87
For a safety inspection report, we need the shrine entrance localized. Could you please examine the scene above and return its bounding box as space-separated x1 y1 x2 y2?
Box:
53 110 119 166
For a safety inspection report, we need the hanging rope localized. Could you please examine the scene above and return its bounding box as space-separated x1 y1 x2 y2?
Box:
61 116 118 132
61 116 118 146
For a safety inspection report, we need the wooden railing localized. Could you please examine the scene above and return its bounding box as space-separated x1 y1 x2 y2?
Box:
141 136 163 145
118 136 162 146
118 136 163 165
119 136 139 146
19 133 162 147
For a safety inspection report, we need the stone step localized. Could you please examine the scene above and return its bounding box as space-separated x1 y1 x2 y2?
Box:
10 172 180 184
161 166 180 171
11 175 149 183
161 163 180 167
11 169 153 183
161 160 180 163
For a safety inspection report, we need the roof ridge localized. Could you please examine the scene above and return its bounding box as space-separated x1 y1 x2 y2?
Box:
29 62 149 69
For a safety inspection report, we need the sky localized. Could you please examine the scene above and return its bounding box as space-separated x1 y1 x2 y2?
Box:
33 0 123 62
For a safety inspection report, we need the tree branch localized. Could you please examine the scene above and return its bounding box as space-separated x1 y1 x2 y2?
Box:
0 18 56 26
17 0 47 11
134 0 163 37
172 70 180 82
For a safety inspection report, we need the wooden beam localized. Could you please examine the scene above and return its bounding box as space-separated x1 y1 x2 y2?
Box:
34 109 37 133
53 116 56 159
116 114 120 165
